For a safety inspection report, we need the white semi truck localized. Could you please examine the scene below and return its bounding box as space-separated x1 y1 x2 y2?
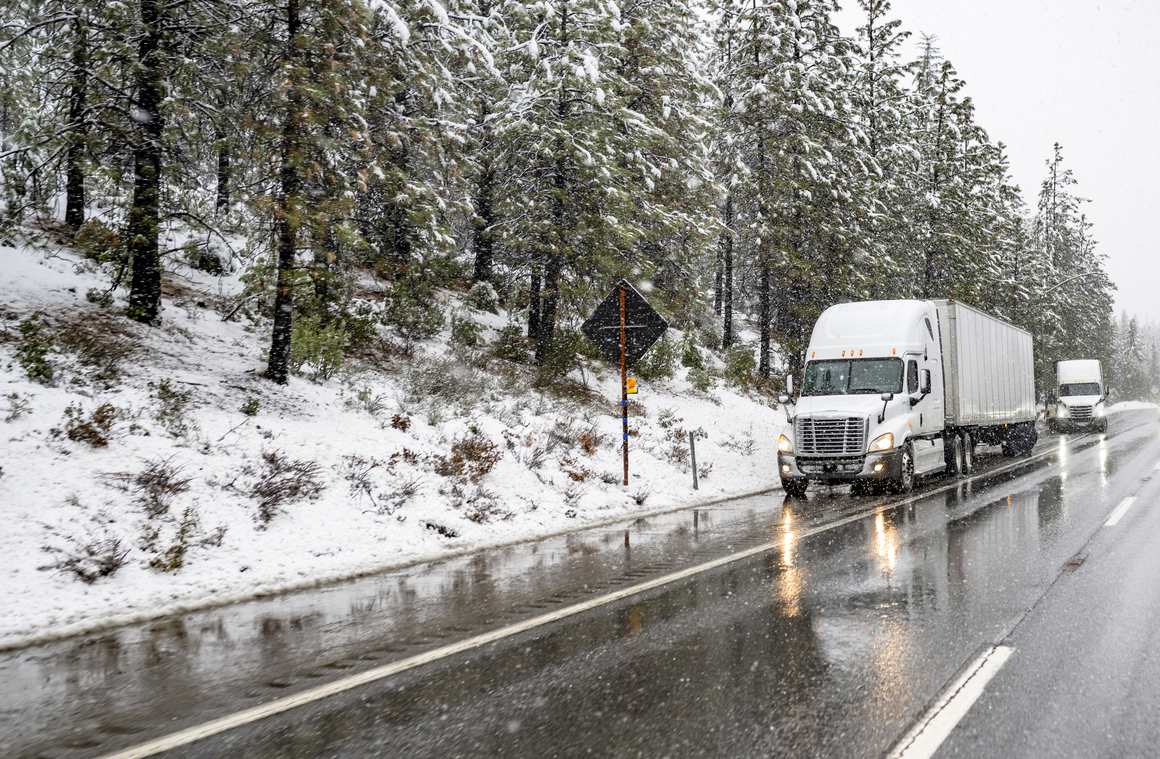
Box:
1047 359 1107 433
777 299 1037 496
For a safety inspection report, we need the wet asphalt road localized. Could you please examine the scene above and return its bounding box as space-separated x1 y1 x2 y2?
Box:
4 409 1160 758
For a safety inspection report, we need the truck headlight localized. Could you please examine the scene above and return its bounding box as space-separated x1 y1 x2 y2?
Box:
868 433 894 452
778 435 793 454
1057 404 1069 418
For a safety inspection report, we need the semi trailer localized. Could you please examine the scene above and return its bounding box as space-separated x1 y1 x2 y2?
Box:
1047 359 1107 433
777 299 1037 496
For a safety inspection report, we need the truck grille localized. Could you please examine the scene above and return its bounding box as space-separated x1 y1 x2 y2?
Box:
795 416 868 457
1070 405 1093 423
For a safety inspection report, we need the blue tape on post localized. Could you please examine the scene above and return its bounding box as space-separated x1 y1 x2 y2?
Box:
623 434 628 440
622 399 627 405
622 417 628 423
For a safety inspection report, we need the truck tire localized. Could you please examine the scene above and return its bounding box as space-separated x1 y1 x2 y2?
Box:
962 432 974 474
946 433 963 477
1002 422 1037 456
890 444 915 494
782 478 808 498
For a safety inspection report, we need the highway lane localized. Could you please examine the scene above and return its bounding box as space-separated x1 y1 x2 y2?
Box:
933 432 1160 757
4 409 1159 758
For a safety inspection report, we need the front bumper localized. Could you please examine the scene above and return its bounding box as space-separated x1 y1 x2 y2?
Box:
778 448 905 484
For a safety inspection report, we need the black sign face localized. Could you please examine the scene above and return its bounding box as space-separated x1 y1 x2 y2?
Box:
581 280 668 369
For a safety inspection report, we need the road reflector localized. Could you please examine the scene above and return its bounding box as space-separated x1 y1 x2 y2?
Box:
627 378 637 394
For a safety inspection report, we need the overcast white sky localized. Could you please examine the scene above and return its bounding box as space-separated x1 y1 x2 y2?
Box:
833 0 1160 325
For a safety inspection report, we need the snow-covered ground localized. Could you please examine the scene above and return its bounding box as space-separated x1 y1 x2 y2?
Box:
0 240 785 650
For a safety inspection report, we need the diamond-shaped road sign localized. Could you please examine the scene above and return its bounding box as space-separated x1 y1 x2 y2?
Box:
581 280 668 369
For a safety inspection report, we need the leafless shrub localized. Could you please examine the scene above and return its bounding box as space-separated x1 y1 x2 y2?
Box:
698 461 713 480
400 355 495 416
4 392 31 422
461 487 511 523
390 413 411 431
240 450 326 527
42 506 129 583
663 426 708 470
600 471 621 485
433 433 502 482
721 435 757 456
564 482 586 507
348 387 389 417
632 487 651 505
103 457 192 518
51 402 119 447
558 454 594 482
338 452 422 515
142 507 194 572
503 428 555 470
57 317 136 387
150 380 195 438
422 520 460 538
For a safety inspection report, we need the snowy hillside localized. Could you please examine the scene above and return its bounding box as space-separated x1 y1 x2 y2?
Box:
0 241 785 650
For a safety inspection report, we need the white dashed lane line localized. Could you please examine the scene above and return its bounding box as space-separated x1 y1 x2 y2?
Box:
1105 497 1137 527
887 646 1015 759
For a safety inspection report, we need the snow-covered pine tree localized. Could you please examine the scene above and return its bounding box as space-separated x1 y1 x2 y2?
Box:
609 0 718 326
848 0 914 300
493 0 640 367
1027 144 1115 396
715 0 867 379
264 0 372 383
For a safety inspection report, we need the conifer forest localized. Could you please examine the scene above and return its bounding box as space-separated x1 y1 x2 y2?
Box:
0 0 1140 399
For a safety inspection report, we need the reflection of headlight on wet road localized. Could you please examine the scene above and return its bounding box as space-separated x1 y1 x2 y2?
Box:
874 513 897 569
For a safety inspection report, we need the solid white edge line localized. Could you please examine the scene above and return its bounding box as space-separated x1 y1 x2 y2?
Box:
887 646 1014 759
1105 496 1137 526
96 441 1068 759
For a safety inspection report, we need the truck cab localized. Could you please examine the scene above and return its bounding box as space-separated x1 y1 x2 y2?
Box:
777 301 947 496
1048 359 1107 433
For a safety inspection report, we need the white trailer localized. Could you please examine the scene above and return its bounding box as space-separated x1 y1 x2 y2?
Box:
777 299 1037 496
1047 359 1107 433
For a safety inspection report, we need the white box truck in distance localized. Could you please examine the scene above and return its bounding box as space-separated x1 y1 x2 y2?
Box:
1048 359 1107 433
777 299 1037 496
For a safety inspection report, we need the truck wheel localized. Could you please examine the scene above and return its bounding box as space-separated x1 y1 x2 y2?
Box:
961 432 974 474
1021 422 1038 453
946 433 963 477
891 445 915 494
782 478 808 498
1002 423 1037 456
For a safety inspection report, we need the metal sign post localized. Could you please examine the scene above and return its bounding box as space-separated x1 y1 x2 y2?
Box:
581 280 668 488
619 284 628 485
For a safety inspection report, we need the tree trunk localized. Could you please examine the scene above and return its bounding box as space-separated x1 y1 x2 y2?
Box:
267 0 302 385
215 124 230 212
126 0 163 324
64 16 88 231
472 160 495 284
534 253 563 365
758 256 771 379
534 0 569 366
721 194 735 349
527 265 542 341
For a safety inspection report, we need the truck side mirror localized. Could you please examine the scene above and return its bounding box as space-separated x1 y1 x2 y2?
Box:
920 369 931 395
786 375 794 396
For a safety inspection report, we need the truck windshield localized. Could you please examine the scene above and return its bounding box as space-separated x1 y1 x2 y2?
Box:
801 359 903 396
1060 382 1101 397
